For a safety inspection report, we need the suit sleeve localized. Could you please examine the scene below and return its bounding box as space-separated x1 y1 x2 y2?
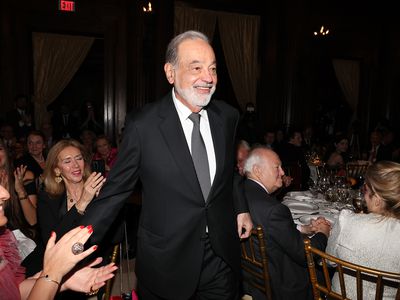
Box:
232 109 249 215
82 116 141 244
232 172 249 214
266 203 327 266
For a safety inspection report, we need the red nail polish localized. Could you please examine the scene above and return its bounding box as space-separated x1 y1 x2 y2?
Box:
87 225 92 230
88 228 93 234
51 231 55 237
93 245 98 250
79 225 85 229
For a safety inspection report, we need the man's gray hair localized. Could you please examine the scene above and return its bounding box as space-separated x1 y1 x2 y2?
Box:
243 146 270 175
237 139 251 151
165 30 210 66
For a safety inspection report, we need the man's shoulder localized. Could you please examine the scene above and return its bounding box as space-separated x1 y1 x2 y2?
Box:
245 179 280 207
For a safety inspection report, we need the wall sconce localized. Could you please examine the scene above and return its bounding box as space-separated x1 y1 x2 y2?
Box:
143 2 152 12
314 25 330 36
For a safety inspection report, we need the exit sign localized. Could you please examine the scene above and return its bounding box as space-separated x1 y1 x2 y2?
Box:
59 0 75 12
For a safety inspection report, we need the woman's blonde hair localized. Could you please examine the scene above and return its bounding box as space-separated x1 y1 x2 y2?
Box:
365 160 400 219
43 139 91 197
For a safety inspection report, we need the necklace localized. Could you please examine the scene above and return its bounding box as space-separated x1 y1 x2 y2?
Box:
66 192 76 203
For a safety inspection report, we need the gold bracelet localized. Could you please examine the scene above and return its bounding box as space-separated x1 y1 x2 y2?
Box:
18 195 28 201
86 286 99 296
38 274 60 286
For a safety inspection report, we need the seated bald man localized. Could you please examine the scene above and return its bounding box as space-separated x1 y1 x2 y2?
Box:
242 146 330 300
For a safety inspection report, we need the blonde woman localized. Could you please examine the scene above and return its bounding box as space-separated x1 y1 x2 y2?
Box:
326 160 400 299
38 139 105 246
26 139 105 280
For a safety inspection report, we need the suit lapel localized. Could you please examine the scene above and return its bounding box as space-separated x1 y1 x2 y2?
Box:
207 103 226 202
157 94 203 200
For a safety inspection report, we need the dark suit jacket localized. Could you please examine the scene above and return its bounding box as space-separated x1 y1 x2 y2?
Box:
82 92 248 299
243 179 327 300
23 190 84 276
6 108 34 138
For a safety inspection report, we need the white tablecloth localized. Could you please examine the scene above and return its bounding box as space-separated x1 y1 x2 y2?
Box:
282 190 352 226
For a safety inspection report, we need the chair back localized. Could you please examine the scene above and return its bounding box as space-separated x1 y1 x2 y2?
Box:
303 238 400 300
241 226 273 300
346 161 369 178
103 244 120 300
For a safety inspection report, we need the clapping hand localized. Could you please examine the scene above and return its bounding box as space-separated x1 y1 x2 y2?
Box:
282 175 293 187
42 226 98 284
14 165 27 192
62 257 117 293
83 172 106 198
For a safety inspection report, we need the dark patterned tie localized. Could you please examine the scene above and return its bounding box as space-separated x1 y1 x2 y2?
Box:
189 113 211 201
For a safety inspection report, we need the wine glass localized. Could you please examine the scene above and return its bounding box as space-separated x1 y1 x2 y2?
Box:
351 190 366 213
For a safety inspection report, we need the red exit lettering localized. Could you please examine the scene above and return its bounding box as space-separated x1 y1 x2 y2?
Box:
59 0 75 12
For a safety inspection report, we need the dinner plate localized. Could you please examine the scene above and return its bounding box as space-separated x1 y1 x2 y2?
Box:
299 214 336 226
283 201 319 214
286 191 311 198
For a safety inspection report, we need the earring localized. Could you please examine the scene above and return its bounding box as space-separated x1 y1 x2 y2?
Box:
55 171 62 184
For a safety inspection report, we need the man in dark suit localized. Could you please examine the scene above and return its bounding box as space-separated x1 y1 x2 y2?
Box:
6 94 34 139
242 147 330 300
82 30 252 299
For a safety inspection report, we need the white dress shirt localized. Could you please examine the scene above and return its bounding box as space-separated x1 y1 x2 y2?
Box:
172 89 216 185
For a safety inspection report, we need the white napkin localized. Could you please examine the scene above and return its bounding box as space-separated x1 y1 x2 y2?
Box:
12 229 36 261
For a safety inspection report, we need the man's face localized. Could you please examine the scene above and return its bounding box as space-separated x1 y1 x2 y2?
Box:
264 132 275 145
236 146 250 176
258 151 284 193
370 132 381 146
291 132 302 147
164 39 217 112
16 97 27 109
0 126 14 139
27 134 45 156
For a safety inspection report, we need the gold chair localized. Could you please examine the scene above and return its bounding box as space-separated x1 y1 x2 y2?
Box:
303 238 400 300
103 243 120 300
241 226 272 300
346 162 369 179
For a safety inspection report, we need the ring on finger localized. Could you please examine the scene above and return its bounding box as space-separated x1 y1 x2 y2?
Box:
71 242 84 255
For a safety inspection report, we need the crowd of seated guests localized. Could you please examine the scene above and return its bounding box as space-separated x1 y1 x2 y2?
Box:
0 97 125 298
2 95 400 299
0 129 122 298
237 145 400 299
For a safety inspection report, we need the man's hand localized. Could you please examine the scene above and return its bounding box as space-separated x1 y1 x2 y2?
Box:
237 212 253 239
282 175 293 187
311 217 331 237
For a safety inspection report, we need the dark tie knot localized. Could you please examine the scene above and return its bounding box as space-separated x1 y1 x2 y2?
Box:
188 113 201 125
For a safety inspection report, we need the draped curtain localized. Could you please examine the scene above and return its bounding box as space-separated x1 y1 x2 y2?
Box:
174 5 217 40
218 12 260 111
332 59 361 158
332 59 360 113
32 32 94 128
174 4 260 111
